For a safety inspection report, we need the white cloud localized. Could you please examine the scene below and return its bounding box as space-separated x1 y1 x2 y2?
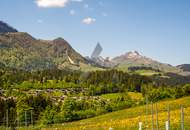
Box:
84 4 89 9
71 0 83 2
36 0 69 8
83 3 94 11
37 19 43 23
82 17 96 25
102 12 108 17
35 0 83 8
70 9 76 15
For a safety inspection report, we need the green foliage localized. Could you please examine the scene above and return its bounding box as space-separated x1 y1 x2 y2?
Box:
0 68 190 127
141 84 174 102
183 84 190 96
44 96 190 130
0 97 16 127
61 98 78 122
40 106 57 125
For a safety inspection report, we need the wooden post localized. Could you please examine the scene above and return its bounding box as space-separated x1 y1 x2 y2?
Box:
165 121 169 130
151 102 154 130
145 95 148 130
17 112 20 129
139 122 143 130
155 103 159 130
167 105 170 130
6 110 8 129
181 105 184 130
25 111 27 127
31 110 33 126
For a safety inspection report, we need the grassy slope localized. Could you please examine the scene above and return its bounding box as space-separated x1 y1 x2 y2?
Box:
44 96 190 130
115 65 162 76
133 70 161 76
101 92 143 101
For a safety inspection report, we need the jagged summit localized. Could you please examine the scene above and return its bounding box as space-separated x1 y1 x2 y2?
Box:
0 21 188 73
88 43 117 68
125 51 142 59
91 43 103 59
0 21 18 33
112 51 144 62
111 51 181 73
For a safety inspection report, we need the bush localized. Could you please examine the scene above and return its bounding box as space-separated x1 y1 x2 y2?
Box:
183 84 190 96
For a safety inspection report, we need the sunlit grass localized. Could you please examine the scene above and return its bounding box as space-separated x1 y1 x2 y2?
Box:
100 92 143 101
43 96 190 130
128 92 143 101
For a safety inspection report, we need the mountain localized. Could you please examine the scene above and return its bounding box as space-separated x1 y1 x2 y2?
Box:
0 32 89 71
86 56 117 68
0 21 188 73
112 51 181 73
0 21 18 33
87 43 117 68
177 64 190 72
0 21 92 71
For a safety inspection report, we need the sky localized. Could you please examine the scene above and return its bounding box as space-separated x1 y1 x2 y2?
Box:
0 0 190 65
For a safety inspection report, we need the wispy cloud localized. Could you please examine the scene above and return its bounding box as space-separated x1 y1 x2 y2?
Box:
37 19 43 23
35 0 83 8
70 9 76 15
83 3 94 11
102 12 108 17
82 17 96 25
71 0 83 2
84 4 89 9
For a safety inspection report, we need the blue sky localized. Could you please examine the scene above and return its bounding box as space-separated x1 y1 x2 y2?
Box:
0 0 190 65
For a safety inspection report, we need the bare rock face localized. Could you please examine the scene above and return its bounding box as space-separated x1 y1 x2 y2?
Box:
91 43 103 59
88 43 117 68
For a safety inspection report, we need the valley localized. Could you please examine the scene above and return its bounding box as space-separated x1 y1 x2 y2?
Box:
0 21 190 130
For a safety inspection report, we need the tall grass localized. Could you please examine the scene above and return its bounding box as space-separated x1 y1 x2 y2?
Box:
43 97 190 130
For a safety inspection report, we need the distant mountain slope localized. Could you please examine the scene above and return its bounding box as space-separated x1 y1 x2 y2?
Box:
0 21 188 73
177 64 190 72
112 51 181 73
0 32 89 71
0 21 18 33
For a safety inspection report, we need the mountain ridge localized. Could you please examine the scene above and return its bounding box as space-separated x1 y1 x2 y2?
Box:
0 31 89 71
111 51 181 73
0 21 18 33
177 64 190 72
0 21 189 74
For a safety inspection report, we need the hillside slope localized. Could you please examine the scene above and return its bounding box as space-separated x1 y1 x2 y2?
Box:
0 21 17 33
177 64 190 72
112 51 181 73
0 32 90 71
45 96 190 130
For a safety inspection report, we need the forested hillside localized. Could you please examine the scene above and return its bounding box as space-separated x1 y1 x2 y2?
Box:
0 68 190 129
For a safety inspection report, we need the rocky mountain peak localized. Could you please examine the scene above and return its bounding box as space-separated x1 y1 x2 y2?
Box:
126 51 141 59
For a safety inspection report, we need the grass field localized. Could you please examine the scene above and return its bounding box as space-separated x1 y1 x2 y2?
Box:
42 96 190 130
101 92 144 103
1 96 189 130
